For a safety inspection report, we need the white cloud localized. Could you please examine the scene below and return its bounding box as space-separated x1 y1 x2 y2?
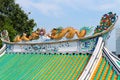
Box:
16 0 120 16
32 2 62 17
16 0 63 17
16 0 32 8
83 0 120 11
89 1 120 11
54 0 120 11
98 4 116 11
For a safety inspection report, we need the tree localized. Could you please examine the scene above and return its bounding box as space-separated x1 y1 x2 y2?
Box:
0 0 36 41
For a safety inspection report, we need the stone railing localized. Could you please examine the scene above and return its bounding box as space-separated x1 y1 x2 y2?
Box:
4 37 98 54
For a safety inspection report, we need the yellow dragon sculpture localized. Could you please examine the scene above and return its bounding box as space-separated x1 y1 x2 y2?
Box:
13 30 40 42
13 28 46 42
48 27 86 40
13 27 90 42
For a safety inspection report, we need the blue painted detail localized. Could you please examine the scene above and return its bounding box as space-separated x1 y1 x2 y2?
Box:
5 37 98 53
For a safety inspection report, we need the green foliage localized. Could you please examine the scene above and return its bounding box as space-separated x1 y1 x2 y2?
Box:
0 0 36 44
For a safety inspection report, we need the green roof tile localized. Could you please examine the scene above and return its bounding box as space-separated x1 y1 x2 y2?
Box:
93 57 118 80
0 53 90 80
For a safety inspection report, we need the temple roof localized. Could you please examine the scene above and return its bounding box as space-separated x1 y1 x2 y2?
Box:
0 12 119 80
0 53 90 80
0 51 120 80
90 56 119 80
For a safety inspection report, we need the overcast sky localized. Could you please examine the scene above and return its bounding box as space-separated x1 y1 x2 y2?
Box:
16 0 120 51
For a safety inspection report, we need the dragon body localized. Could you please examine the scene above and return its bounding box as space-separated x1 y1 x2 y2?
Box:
48 27 86 40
